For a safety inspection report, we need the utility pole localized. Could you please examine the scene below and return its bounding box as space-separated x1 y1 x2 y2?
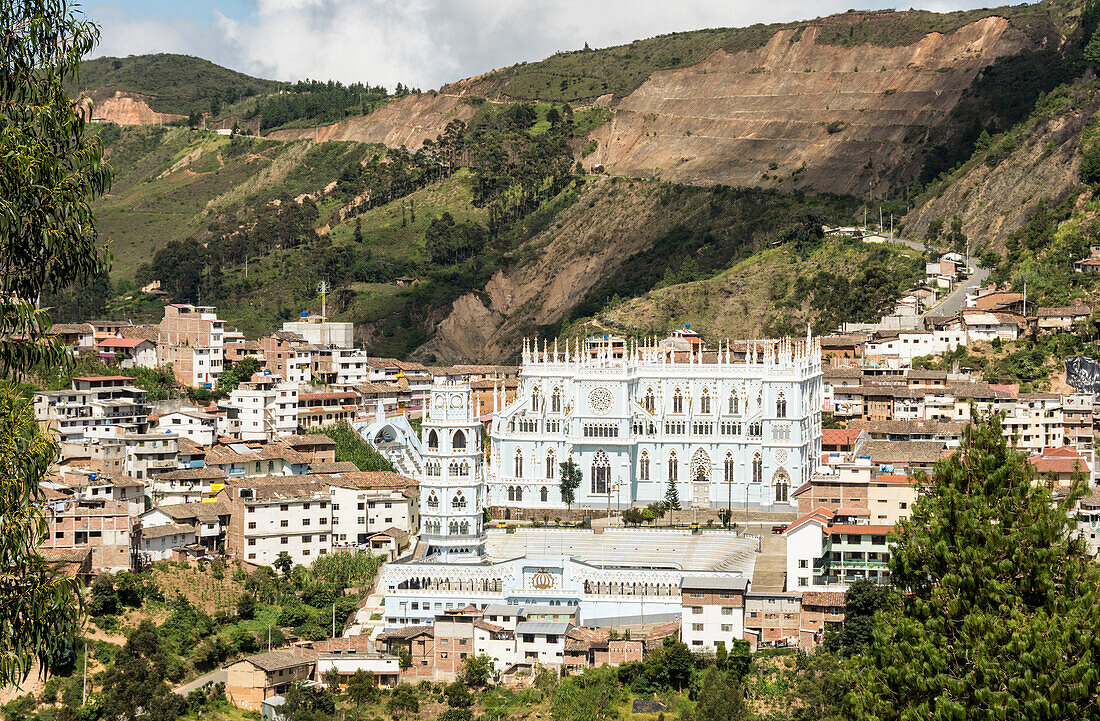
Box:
318 280 329 321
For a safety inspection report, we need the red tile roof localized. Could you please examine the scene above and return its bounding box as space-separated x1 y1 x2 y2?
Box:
821 428 863 447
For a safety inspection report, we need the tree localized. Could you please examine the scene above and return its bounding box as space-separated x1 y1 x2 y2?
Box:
2 0 112 685
397 647 412 669
237 592 255 619
845 413 1100 720
621 507 644 526
665 476 681 512
826 579 893 657
344 669 378 721
725 639 751 684
386 684 419 719
444 681 473 708
551 665 621 721
353 217 363 243
681 665 747 721
89 573 119 616
125 620 160 660
283 681 335 721
461 653 494 687
274 551 294 576
559 460 582 510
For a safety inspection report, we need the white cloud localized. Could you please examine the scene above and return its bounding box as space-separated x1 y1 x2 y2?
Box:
88 0 1030 90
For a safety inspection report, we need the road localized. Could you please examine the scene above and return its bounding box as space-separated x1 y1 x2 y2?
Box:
173 668 226 696
876 232 990 322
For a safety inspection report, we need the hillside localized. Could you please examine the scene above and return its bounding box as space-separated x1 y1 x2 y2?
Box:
68 54 283 121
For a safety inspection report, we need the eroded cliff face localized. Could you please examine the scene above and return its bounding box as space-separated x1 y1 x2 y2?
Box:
415 178 692 363
83 90 186 125
266 93 478 147
585 17 1033 193
902 81 1098 251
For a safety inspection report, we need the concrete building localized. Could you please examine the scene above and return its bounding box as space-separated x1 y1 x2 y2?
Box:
139 499 231 553
42 498 133 572
157 304 225 388
156 409 217 445
223 372 299 441
799 591 846 648
97 338 157 369
220 476 331 567
297 391 359 431
137 523 197 561
281 317 354 349
785 508 893 590
226 649 317 711
679 576 748 651
744 592 801 650
326 472 419 547
312 637 399 687
34 376 150 442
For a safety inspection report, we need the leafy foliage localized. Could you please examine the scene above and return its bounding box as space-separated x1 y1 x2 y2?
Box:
309 422 395 472
251 80 415 132
558 460 582 509
844 414 1100 719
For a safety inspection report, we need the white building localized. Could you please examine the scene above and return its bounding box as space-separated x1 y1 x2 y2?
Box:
220 477 332 568
864 330 966 368
679 576 748 651
156 409 217 445
419 381 486 560
34 375 150 443
222 372 300 442
334 349 372 387
137 523 197 561
282 317 354 349
487 333 822 512
380 527 756 628
328 478 419 547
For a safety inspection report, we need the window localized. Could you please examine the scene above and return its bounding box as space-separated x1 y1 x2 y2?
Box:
752 454 762 483
280 504 289 512
545 451 556 479
691 607 703 615
700 390 711 414
798 559 808 568
776 393 787 418
248 538 256 546
452 491 467 510
774 470 789 503
643 388 655 413
280 537 289 545
514 450 523 478
540 487 548 502
721 607 733 615
798 577 808 587
280 520 289 528
591 450 611 494
248 522 256 530
639 451 650 481
721 624 733 632
551 390 562 413
692 623 704 631
452 430 466 450
724 453 734 483
319 535 327 542
728 393 739 414
303 535 312 543
673 389 683 414
427 491 439 508
668 451 678 482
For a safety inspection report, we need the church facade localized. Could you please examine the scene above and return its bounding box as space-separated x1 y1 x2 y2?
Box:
487 332 823 513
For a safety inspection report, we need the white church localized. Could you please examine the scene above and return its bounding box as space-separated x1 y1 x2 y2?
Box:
485 329 823 514
377 330 821 628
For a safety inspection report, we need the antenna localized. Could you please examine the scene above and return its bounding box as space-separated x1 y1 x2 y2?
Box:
318 280 329 322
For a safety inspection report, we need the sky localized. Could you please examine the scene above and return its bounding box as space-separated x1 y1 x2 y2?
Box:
83 0 1031 90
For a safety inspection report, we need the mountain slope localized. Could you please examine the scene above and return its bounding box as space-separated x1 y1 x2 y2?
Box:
70 54 283 122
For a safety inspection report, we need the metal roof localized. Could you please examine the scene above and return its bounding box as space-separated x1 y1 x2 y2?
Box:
515 622 571 635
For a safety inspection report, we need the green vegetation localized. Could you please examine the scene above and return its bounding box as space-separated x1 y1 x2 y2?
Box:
65 53 283 116
461 3 1069 104
309 421 395 472
249 80 419 133
845 414 1100 719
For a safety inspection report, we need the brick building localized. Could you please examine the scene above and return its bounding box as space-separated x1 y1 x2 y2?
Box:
157 304 225 388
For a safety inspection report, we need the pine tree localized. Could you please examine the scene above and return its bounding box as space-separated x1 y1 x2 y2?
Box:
845 413 1100 720
353 217 362 243
665 475 681 511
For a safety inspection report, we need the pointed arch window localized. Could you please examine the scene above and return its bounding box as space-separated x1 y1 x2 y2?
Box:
449 520 459 535
452 491 466 510
639 451 650 481
644 388 656 414
591 450 611 494
673 389 683 414
724 453 735 483
458 461 470 477
507 486 515 502
728 393 739 415
514 450 523 478
452 430 466 451
774 469 790 503
700 389 711 415
545 450 556 479
668 451 678 482
551 389 562 413
752 453 762 484
427 430 438 450
776 392 787 419
449 460 460 477
540 486 548 502
427 491 439 508
459 520 470 534
515 486 523 502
